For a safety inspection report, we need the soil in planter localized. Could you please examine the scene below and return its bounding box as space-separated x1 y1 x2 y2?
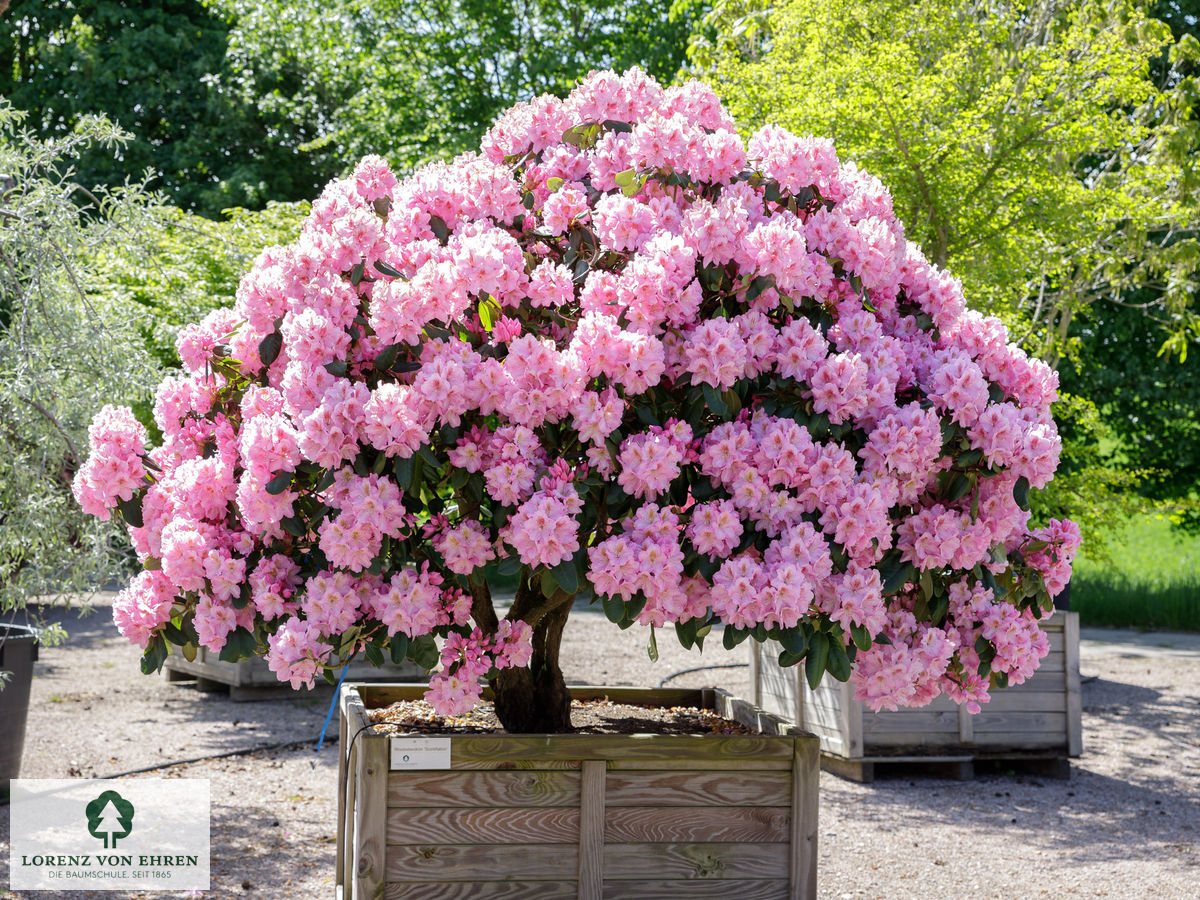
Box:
367 697 754 736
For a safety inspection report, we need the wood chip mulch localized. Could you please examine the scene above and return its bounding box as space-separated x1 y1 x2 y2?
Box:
367 697 755 736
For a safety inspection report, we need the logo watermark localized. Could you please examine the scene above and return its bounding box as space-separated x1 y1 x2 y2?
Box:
9 779 209 891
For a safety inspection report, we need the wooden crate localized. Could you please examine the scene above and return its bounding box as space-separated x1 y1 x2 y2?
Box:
750 611 1082 781
163 648 425 701
337 683 819 899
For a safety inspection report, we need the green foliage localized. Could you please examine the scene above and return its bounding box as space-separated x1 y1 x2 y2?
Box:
1071 515 1200 629
93 202 307 370
0 0 341 216
1060 298 1200 529
0 101 160 622
212 0 705 173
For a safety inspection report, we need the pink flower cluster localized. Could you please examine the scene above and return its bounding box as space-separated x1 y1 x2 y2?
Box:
76 67 1078 717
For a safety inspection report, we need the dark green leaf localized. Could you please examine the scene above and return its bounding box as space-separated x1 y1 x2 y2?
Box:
779 626 808 657
118 494 144 528
957 448 984 468
394 455 417 490
324 360 348 377
550 557 579 595
826 637 852 681
849 623 873 652
375 343 401 372
428 215 450 244
140 634 168 676
258 329 283 366
281 515 307 537
805 632 830 690
265 470 294 495
722 626 750 651
701 383 728 416
218 627 258 663
602 595 625 624
374 259 404 279
389 633 410 665
1013 475 1031 510
407 634 439 670
496 555 522 577
364 643 385 667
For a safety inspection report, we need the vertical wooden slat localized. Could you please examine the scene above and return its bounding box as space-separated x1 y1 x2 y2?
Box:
336 689 348 889
789 740 819 900
578 760 606 900
840 680 863 760
792 658 803 728
1063 611 1083 757
751 641 762 708
958 699 975 744
354 735 388 900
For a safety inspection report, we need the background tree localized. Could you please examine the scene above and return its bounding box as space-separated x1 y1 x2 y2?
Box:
0 1 335 216
0 102 160 627
214 0 706 171
1 0 706 217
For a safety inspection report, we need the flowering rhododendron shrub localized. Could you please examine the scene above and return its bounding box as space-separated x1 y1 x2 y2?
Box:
73 69 1080 733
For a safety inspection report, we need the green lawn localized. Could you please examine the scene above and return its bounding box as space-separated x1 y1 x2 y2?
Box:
1071 515 1200 631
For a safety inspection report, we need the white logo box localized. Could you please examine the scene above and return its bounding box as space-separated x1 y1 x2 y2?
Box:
9 778 210 890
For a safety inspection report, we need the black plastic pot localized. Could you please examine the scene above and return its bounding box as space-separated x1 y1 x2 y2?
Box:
0 623 39 797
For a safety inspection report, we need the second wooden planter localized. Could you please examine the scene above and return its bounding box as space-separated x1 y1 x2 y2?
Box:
750 611 1082 781
337 683 819 900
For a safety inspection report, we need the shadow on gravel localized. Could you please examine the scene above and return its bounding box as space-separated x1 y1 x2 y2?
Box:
822 673 1199 867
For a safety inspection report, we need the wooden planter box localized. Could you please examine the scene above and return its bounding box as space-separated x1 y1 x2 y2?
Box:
750 611 1082 781
337 683 818 899
164 648 424 701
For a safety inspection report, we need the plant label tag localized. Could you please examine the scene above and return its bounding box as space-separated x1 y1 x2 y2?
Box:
390 737 451 770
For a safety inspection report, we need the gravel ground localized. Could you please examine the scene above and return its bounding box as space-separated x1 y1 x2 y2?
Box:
3 593 1198 899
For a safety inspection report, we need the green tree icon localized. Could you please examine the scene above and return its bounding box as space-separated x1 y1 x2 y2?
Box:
86 790 135 849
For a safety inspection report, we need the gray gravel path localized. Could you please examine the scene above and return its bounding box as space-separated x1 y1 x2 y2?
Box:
2 594 1197 898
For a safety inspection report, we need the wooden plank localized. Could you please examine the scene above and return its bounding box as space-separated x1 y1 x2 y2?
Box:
606 757 794 771
863 709 961 737
971 711 1068 735
336 689 348 889
381 883 573 897
385 807 579 844
973 690 1069 713
714 689 799 737
600 842 789 881
386 844 578 881
578 761 605 900
604 880 791 899
449 758 582 771
385 882 577 899
791 740 818 900
388 771 580 808
603 806 790 843
447 734 795 766
1063 611 1083 757
605 770 792 807
354 735 389 900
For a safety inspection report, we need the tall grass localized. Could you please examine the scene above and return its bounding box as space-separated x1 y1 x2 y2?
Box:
1071 516 1200 631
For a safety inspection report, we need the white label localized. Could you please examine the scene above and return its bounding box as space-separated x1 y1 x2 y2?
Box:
9 778 210 890
390 737 451 770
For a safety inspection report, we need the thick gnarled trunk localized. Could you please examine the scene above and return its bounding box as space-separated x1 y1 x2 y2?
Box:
489 584 573 733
